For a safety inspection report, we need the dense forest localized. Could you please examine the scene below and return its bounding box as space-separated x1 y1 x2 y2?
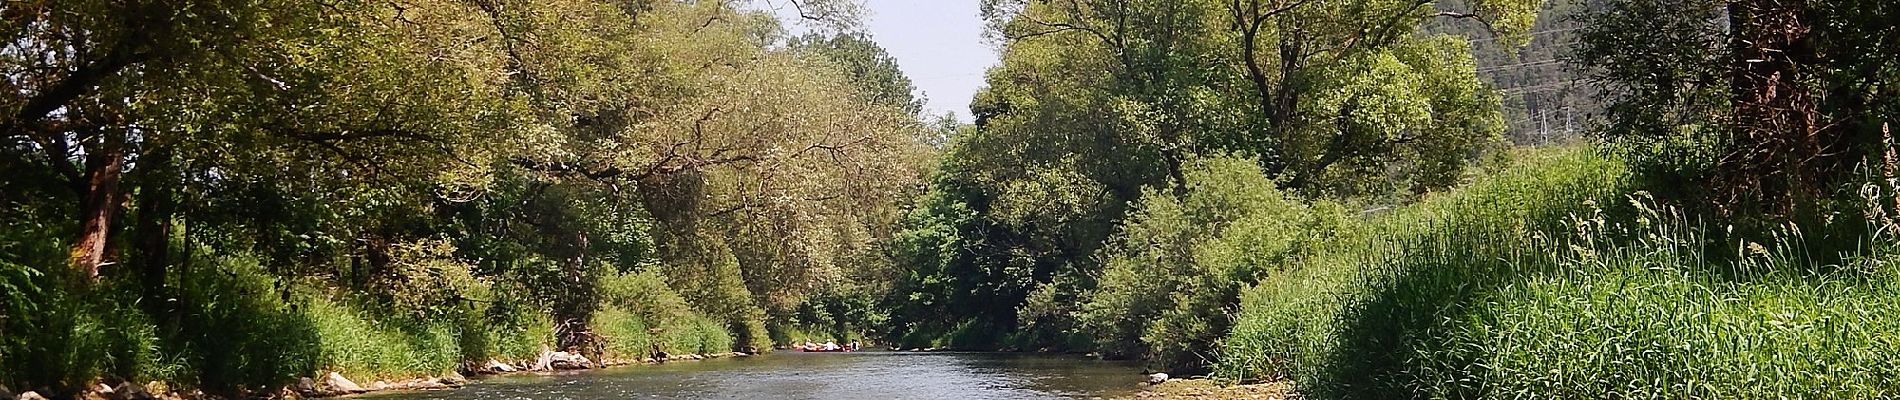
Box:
3 0 1899 398
0 0 931 395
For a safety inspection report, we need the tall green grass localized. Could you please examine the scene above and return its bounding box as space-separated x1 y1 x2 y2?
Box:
301 295 461 380
1 225 749 395
1216 148 1627 395
1216 148 1900 398
593 270 733 358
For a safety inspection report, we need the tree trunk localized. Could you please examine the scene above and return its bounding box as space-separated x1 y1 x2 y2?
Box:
72 129 128 280
134 148 176 309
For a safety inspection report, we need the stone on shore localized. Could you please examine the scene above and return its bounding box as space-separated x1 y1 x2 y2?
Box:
400 378 447 390
17 391 48 400
109 382 156 400
293 377 319 395
547 351 592 370
142 382 169 397
439 372 468 386
533 346 556 371
484 359 518 373
1147 373 1170 385
1128 379 1299 400
323 371 367 394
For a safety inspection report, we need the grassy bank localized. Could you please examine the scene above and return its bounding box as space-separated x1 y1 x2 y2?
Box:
1215 148 1900 398
0 238 743 396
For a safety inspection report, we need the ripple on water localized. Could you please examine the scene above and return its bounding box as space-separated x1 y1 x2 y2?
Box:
362 352 1142 400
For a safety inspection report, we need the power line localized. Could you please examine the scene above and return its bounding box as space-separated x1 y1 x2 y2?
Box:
1464 27 1586 44
1475 59 1564 73
1497 82 1580 96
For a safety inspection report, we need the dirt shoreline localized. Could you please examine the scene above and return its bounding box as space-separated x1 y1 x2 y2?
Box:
1123 379 1300 400
34 352 752 400
314 351 752 399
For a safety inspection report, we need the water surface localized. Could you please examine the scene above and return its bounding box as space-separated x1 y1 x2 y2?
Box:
363 352 1145 400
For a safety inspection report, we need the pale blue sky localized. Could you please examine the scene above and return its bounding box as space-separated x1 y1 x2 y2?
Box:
754 0 998 122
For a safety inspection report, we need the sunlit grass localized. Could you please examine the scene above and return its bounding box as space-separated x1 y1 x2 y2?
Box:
1217 147 1900 398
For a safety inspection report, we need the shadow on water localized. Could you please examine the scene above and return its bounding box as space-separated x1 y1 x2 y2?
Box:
363 352 1144 400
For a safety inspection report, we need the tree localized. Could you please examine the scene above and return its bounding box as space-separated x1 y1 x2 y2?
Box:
2 1 932 392
1577 0 1900 215
887 0 1544 357
789 31 927 115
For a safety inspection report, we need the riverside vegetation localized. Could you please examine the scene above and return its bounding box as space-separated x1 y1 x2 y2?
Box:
4 0 1900 399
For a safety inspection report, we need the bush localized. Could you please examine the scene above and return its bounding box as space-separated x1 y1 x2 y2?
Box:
302 294 461 380
1080 155 1345 371
481 280 556 362
0 251 176 394
595 270 733 357
171 250 323 393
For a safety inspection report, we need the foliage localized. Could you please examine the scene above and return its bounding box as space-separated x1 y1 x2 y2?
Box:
595 270 735 357
888 0 1534 363
1080 155 1345 371
1215 148 1628 395
788 31 926 115
0 0 927 393
1214 147 1900 398
168 250 324 394
1577 0 1900 215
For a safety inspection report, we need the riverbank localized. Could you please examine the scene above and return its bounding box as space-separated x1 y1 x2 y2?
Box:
295 350 754 399
14 351 754 400
1128 379 1299 400
351 351 1148 400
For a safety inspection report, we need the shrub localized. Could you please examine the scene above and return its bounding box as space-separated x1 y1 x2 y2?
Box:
595 270 732 357
302 294 464 380
1080 155 1346 371
481 280 555 361
171 250 323 393
0 254 175 394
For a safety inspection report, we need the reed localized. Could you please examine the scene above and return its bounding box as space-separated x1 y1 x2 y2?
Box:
1217 147 1900 398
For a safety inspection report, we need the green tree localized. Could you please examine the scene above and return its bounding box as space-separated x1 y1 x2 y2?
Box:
889 0 1546 362
1082 155 1344 371
1577 0 1900 216
789 31 926 115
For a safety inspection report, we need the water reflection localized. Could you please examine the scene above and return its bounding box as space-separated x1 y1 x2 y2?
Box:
363 352 1143 400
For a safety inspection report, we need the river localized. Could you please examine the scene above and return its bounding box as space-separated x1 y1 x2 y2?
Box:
361 352 1147 400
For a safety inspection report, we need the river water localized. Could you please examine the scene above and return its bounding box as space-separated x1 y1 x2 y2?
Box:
362 352 1146 400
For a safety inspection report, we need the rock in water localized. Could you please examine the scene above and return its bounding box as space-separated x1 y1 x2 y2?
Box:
324 372 368 394
1147 373 1170 385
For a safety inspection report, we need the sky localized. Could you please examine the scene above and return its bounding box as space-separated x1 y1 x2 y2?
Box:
753 0 998 122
